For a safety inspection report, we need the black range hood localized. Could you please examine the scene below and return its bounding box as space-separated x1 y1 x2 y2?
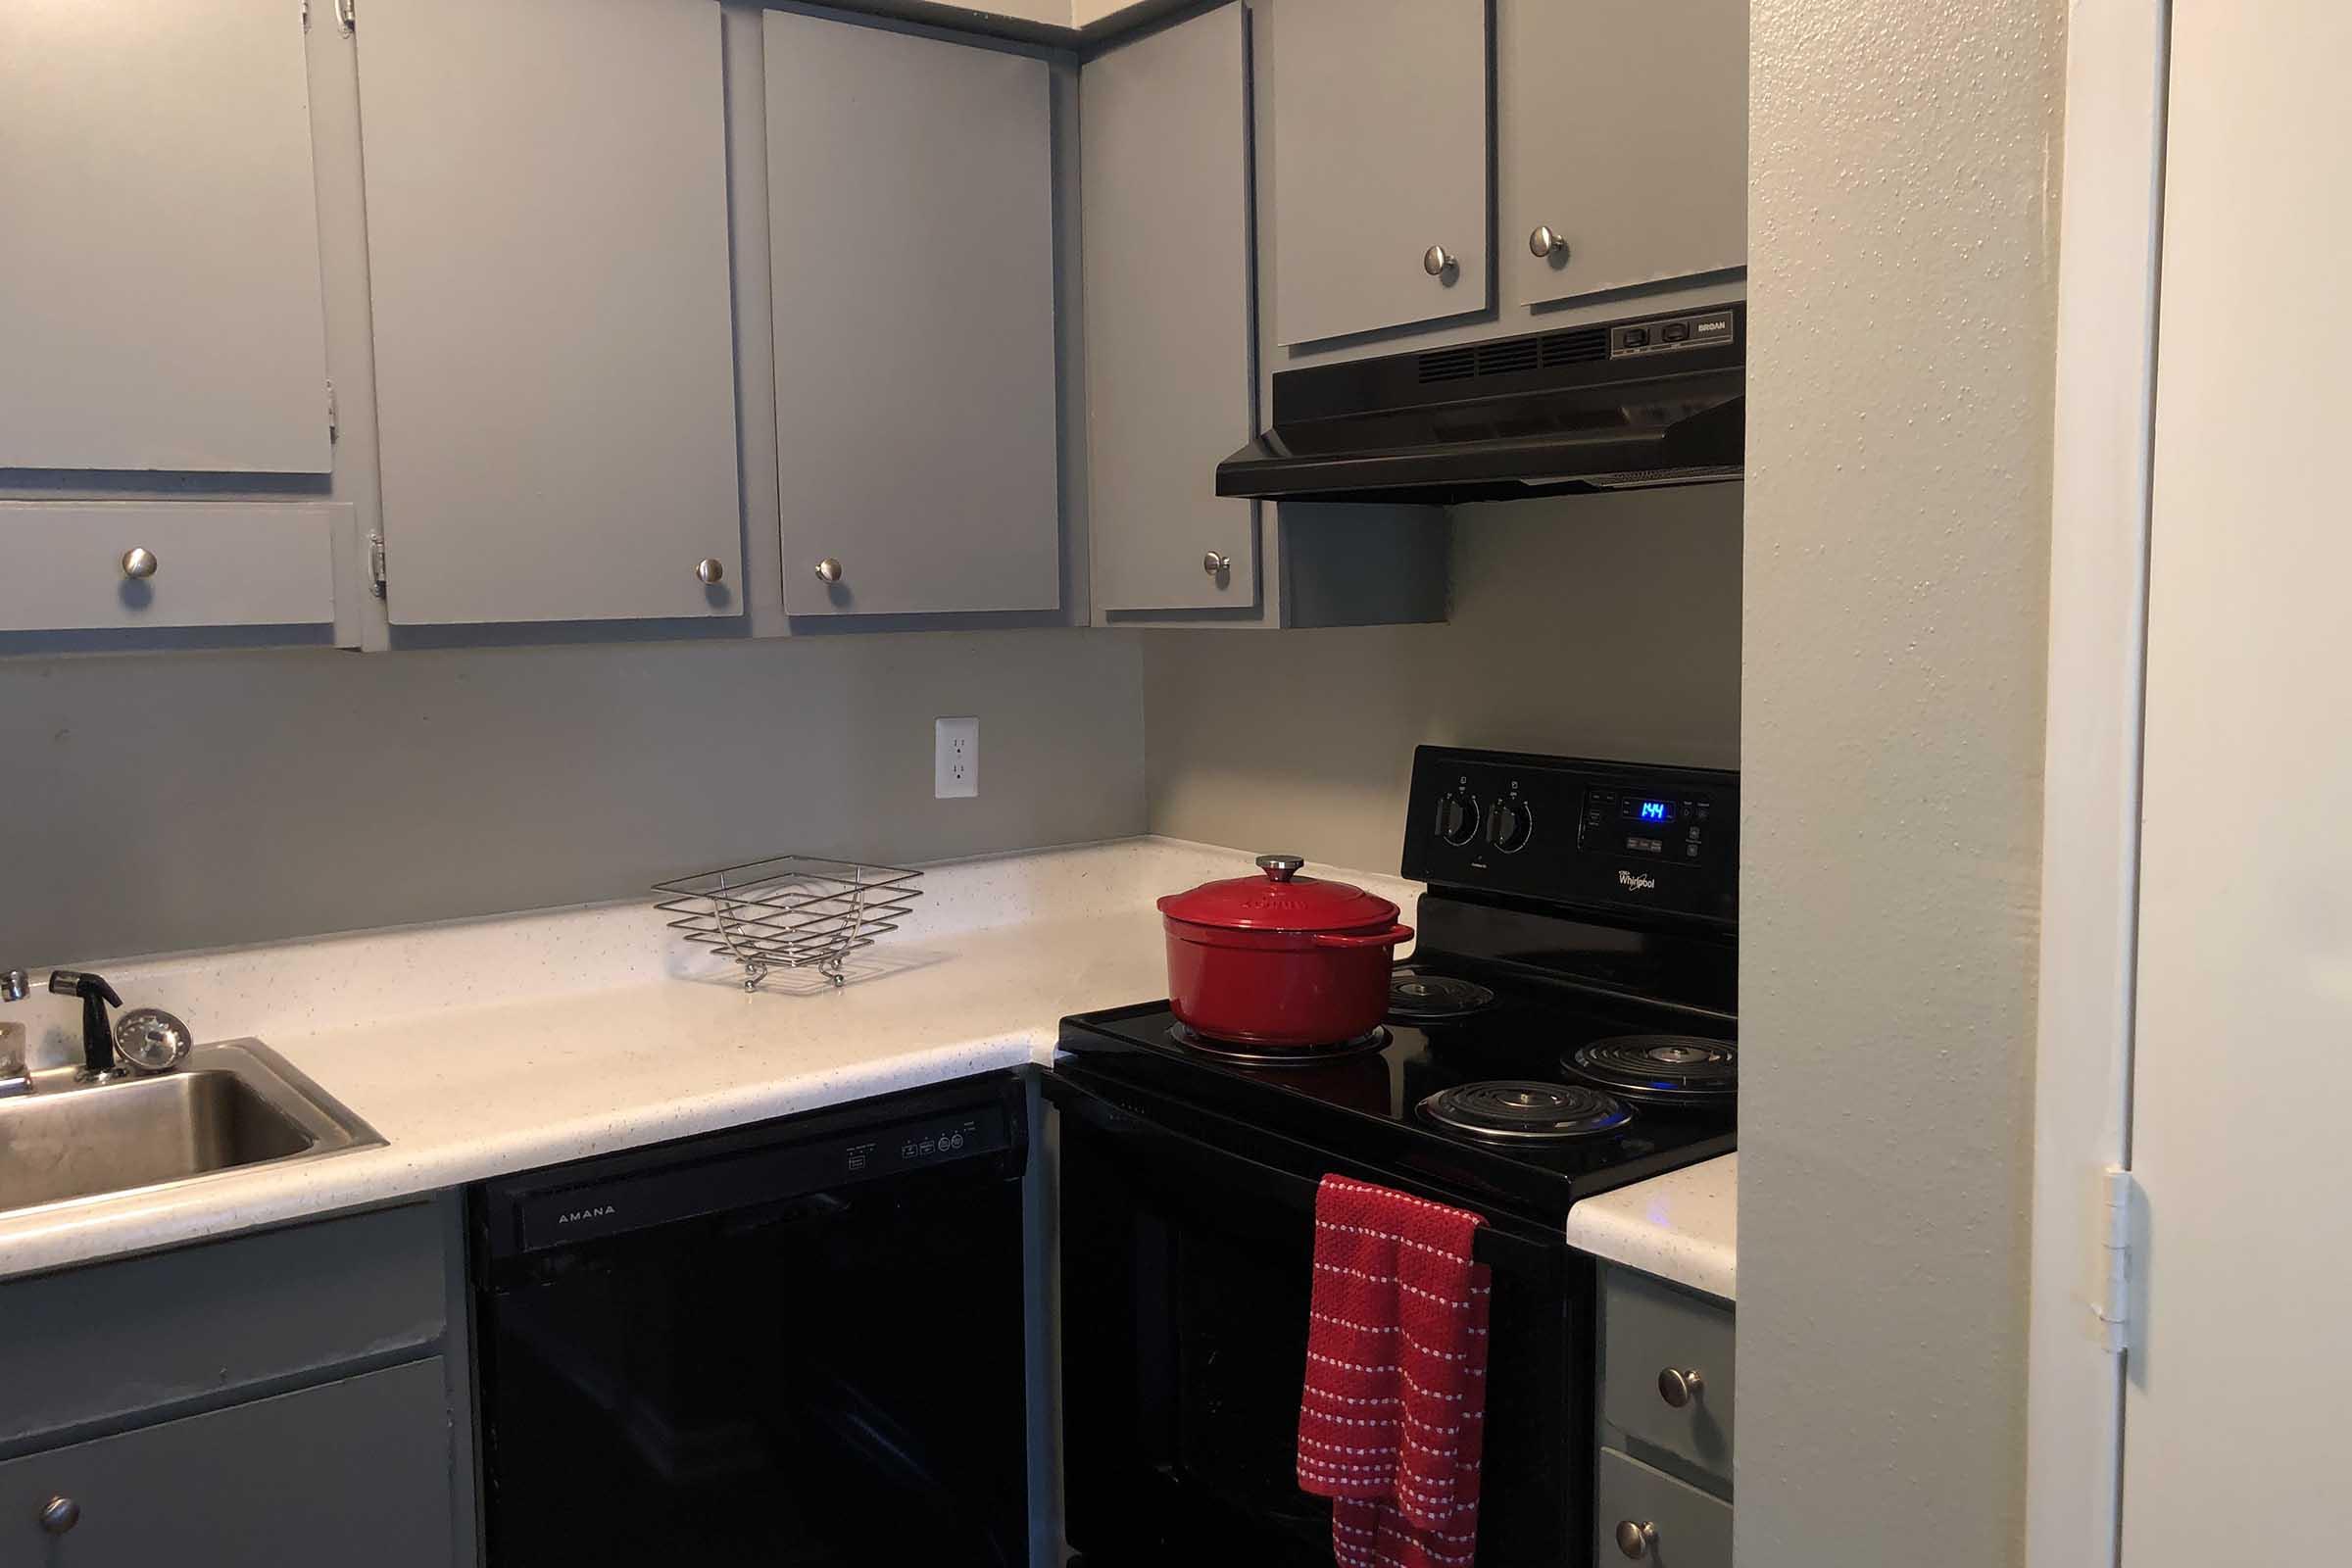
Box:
1216 301 1745 506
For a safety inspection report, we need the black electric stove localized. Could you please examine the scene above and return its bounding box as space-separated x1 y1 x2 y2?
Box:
1049 746 1739 1568
1057 746 1740 1228
1056 969 1733 1227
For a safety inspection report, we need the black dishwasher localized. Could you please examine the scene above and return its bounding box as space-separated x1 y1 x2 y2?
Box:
469 1073 1031 1568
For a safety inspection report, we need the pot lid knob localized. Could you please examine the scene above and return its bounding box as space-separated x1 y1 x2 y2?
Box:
1254 854 1305 882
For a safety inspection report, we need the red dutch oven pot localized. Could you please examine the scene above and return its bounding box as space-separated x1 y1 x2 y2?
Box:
1156 854 1415 1048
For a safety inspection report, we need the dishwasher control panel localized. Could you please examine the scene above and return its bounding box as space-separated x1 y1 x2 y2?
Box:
477 1077 1022 1260
847 1112 998 1177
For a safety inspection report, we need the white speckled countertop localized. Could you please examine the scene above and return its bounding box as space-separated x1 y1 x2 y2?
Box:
1565 1152 1738 1301
0 835 1735 1303
0 836 1425 1282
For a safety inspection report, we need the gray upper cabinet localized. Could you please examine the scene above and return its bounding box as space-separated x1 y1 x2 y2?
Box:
356 0 742 625
1499 0 1747 312
0 503 342 633
765 14 1061 618
1269 0 1492 348
0 0 331 473
1082 4 1257 613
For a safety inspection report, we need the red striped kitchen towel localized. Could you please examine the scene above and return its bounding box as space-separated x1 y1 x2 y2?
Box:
1296 1173 1492 1568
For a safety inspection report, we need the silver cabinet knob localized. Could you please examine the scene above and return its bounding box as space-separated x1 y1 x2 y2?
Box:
1203 552 1232 575
1423 245 1456 276
121 546 158 579
695 558 724 585
813 558 843 585
40 1495 81 1535
1657 1366 1704 1408
1614 1519 1656 1559
1530 224 1569 260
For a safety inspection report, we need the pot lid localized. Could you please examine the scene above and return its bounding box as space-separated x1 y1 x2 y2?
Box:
1156 854 1401 934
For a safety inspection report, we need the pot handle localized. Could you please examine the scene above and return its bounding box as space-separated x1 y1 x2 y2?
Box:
1308 923 1415 951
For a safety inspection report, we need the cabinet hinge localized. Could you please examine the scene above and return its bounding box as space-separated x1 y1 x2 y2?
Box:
2089 1164 2137 1354
336 0 355 33
368 530 388 599
326 379 339 444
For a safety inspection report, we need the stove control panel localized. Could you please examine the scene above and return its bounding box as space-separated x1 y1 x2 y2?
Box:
1401 747 1738 925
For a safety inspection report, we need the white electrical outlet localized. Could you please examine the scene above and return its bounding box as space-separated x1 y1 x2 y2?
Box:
934 716 979 799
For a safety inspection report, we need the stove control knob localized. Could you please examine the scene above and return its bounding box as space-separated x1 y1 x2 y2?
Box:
1487 796 1535 855
1435 786 1481 847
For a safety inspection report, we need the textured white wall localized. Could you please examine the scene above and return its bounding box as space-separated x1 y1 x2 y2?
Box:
1740 2 2064 1564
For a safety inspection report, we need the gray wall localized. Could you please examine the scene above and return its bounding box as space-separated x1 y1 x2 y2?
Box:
1738 0 2063 1564
1 628 1145 962
1143 486 1742 873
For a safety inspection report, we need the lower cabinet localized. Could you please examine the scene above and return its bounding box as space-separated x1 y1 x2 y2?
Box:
0 1200 472 1565
1595 1446 1732 1567
0 1359 456 1568
1596 1263 1733 1565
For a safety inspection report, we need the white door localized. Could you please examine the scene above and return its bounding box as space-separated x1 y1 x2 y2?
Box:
2121 3 2352 1560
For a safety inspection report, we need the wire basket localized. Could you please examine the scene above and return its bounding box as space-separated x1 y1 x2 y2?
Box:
652 856 924 991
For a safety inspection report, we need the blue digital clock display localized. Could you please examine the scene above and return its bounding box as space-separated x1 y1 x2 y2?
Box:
1636 799 1674 824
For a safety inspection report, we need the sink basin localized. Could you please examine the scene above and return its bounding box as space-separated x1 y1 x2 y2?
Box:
0 1039 381 1218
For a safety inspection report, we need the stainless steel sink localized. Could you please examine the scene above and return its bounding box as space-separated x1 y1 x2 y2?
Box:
0 1039 381 1217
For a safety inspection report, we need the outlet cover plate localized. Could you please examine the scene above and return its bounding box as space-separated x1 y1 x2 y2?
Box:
935 716 979 799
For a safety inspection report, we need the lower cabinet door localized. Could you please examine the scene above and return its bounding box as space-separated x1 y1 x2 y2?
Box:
0 1359 455 1568
1595 1446 1731 1568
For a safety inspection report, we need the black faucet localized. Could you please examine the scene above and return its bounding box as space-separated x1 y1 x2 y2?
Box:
46 970 122 1080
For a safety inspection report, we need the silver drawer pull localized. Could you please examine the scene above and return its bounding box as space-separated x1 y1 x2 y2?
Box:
1203 552 1231 575
1530 224 1569 260
813 558 844 584
1615 1519 1656 1559
695 557 724 585
121 546 158 579
1423 244 1455 277
40 1495 81 1535
1657 1365 1704 1408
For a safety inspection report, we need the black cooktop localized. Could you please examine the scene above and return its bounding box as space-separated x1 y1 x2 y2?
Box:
1056 956 1736 1228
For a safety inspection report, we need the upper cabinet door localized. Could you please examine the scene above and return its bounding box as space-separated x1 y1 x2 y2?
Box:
1083 4 1257 613
356 0 741 625
0 0 330 473
1499 0 1748 311
1270 0 1492 348
765 15 1061 617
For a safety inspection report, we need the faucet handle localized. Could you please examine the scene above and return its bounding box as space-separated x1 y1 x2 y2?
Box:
2 969 25 1004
